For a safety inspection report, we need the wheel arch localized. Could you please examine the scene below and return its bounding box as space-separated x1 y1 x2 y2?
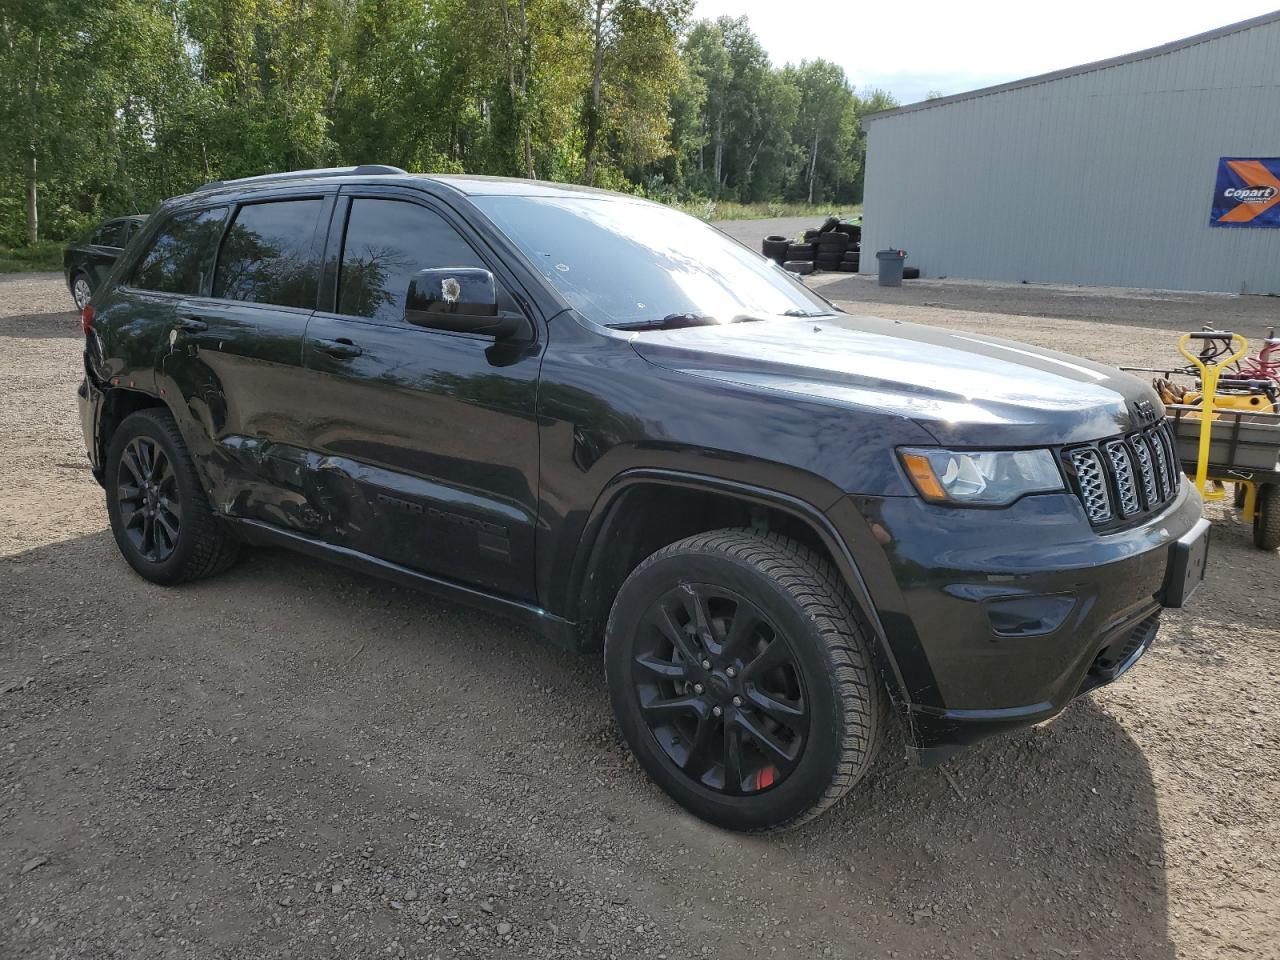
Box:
93 387 169 483
567 469 908 703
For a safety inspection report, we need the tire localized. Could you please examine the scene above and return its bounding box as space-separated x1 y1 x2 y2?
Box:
837 263 859 272
1234 483 1247 508
604 529 885 831
786 243 815 259
802 229 821 242
902 267 921 280
820 216 840 233
105 409 240 585
1254 484 1280 550
782 260 814 275
815 260 842 272
762 235 789 259
815 232 848 250
71 271 93 311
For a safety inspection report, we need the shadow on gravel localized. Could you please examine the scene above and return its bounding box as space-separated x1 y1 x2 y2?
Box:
0 312 80 338
791 698 1175 957
4 531 1174 958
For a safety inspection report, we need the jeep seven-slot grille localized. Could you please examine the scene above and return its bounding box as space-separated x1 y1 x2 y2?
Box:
1065 422 1181 528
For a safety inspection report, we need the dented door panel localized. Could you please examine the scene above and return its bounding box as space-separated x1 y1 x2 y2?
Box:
298 314 541 600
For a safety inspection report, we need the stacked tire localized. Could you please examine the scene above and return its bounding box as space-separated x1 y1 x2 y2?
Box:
761 234 790 265
783 241 816 275
813 231 848 272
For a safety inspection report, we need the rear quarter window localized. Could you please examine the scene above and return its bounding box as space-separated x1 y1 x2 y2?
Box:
130 207 229 295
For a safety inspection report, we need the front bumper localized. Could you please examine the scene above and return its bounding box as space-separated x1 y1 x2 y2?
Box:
832 482 1206 762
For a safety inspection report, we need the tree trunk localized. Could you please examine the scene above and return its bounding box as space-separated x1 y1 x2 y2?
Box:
26 149 38 245
518 0 534 178
807 129 819 205
583 0 606 185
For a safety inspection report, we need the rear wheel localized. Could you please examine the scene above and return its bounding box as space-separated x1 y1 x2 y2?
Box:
105 409 240 584
605 529 885 831
1254 484 1280 550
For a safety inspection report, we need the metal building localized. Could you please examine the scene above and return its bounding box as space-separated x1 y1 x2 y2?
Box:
860 11 1280 294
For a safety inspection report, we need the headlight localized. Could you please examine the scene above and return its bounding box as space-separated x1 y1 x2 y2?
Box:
898 447 1064 506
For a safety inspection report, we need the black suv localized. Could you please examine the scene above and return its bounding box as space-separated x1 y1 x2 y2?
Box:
77 166 1209 830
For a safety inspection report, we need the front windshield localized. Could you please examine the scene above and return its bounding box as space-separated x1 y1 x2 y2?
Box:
471 194 834 327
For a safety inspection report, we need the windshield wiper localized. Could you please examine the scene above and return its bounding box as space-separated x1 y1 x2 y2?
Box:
610 313 725 331
610 313 776 332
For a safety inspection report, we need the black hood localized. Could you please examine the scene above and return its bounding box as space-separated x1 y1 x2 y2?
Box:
628 314 1162 447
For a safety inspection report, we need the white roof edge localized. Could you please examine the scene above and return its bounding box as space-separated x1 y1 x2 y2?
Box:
864 8 1280 122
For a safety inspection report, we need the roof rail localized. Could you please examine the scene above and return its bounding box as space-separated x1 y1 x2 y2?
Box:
196 164 407 193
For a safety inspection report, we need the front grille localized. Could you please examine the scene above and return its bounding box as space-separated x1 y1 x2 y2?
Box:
1064 422 1181 529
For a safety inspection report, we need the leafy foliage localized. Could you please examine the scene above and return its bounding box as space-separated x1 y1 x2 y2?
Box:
0 1 895 244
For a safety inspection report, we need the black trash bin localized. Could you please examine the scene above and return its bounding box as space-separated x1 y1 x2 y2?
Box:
876 248 906 286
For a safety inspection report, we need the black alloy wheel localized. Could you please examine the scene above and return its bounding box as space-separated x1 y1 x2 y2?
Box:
606 529 885 830
630 582 809 796
116 435 182 562
105 409 240 584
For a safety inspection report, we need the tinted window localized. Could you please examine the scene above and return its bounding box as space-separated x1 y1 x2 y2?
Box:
92 221 126 247
131 207 228 295
213 199 324 308
338 199 483 323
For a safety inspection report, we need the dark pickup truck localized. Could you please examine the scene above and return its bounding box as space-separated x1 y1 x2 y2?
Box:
76 166 1208 830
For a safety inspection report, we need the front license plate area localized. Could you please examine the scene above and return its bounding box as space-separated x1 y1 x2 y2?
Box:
1162 518 1210 608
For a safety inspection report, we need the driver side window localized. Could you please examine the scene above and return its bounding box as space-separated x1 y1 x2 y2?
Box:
337 199 484 324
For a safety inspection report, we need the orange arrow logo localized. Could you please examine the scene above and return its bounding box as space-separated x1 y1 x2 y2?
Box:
1219 160 1280 223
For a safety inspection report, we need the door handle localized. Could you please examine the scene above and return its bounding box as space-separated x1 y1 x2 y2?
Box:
315 337 362 359
175 316 208 333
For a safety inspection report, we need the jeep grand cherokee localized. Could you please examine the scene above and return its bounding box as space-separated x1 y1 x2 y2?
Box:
77 166 1209 830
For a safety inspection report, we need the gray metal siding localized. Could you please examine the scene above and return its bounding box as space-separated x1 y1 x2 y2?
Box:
862 18 1280 294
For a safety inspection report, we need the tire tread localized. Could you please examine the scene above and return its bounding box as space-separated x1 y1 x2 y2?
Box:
608 527 885 830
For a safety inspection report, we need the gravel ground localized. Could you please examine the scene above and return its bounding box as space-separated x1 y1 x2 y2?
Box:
3 263 1278 960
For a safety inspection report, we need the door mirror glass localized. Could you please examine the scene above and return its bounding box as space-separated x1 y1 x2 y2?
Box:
405 267 522 338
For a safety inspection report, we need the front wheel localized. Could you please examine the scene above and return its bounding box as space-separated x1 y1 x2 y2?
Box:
71 272 93 311
605 529 885 831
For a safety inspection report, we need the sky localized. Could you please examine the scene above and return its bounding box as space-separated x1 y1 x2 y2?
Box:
690 1 1280 105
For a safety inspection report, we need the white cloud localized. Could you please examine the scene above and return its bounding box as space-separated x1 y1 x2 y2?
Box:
690 0 1279 103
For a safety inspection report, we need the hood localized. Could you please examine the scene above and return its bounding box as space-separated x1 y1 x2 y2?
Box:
627 314 1162 447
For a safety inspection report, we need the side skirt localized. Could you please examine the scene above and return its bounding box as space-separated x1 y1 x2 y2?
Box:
228 518 579 650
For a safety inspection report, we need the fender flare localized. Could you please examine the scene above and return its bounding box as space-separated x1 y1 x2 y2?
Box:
567 467 909 704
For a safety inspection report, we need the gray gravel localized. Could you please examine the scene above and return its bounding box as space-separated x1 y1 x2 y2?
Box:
2 268 1277 959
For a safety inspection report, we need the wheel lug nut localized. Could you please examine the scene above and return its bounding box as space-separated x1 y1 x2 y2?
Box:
712 705 722 717
701 659 711 670
725 667 737 678
693 683 704 695
732 695 743 707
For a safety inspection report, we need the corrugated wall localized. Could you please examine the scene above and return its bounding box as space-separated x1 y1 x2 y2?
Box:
861 18 1280 294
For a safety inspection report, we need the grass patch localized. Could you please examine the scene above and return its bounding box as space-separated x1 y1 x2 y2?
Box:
674 199 862 222
0 241 63 273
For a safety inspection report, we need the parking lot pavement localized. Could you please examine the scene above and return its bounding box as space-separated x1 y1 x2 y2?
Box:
3 271 1277 959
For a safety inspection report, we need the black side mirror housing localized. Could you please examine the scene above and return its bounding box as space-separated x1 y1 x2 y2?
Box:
404 268 524 339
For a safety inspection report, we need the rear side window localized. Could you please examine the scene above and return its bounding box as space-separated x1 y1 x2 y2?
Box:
338 198 484 324
213 199 324 309
92 222 125 247
131 207 228 295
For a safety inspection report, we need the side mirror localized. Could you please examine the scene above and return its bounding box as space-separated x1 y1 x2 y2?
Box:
404 267 523 339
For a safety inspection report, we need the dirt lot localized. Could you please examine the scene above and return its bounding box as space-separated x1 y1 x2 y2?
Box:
3 266 1278 960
